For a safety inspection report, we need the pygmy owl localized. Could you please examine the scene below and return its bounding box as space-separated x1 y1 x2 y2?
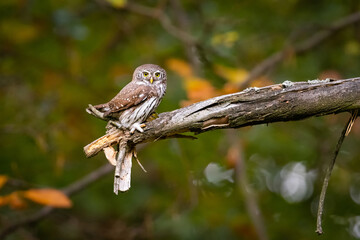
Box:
89 64 167 133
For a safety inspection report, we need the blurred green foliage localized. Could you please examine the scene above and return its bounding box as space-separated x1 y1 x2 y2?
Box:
1 0 360 239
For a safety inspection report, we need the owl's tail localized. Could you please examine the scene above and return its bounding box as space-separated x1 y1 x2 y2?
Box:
86 103 112 118
92 103 110 112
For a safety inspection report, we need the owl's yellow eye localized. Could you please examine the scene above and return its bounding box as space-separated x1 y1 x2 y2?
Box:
143 72 149 77
155 72 160 77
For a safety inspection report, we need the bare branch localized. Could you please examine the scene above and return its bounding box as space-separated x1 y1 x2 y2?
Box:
240 11 360 88
85 77 360 158
122 2 197 45
0 164 113 239
0 207 53 240
61 163 113 196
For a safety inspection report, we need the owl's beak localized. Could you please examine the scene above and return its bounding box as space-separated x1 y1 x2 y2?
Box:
150 77 154 84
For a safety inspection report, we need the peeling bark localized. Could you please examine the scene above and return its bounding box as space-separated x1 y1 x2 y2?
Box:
84 77 360 158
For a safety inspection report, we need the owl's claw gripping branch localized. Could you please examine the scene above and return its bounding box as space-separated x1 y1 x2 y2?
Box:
130 123 145 134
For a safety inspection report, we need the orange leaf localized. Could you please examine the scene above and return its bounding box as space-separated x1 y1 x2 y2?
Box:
23 189 72 208
250 76 274 88
214 65 248 84
182 77 218 106
166 58 193 78
0 175 8 189
7 192 27 209
220 83 240 95
0 196 9 207
0 192 27 209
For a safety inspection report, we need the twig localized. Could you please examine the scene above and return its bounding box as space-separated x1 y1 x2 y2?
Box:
168 0 203 75
133 150 147 173
240 11 360 88
315 110 358 235
346 109 358 136
0 207 53 240
62 163 113 196
98 0 197 45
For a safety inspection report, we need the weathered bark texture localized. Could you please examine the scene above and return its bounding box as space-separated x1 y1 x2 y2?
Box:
84 77 360 158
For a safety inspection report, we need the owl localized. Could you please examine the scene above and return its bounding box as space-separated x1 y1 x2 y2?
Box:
89 64 167 133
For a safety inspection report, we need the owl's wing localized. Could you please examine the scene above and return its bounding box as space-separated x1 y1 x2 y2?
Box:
105 83 151 114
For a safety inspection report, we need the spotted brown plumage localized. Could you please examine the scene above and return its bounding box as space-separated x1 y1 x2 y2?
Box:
90 64 167 133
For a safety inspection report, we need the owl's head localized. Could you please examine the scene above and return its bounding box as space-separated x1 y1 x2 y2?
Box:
133 64 167 85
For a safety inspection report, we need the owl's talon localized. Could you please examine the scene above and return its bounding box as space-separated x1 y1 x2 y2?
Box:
130 123 144 134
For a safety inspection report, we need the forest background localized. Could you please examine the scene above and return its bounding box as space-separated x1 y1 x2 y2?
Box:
1 0 360 239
